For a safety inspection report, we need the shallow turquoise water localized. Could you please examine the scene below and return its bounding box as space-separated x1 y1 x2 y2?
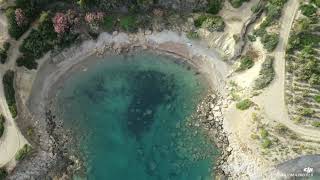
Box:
55 52 219 180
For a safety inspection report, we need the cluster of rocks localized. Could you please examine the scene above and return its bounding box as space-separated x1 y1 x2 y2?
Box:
192 92 232 177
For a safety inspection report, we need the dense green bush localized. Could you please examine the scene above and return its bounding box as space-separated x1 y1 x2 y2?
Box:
207 0 223 14
236 56 254 72
254 56 275 89
15 144 32 161
201 16 225 32
194 15 208 28
20 29 53 59
0 49 7 64
0 168 7 180
300 4 317 17
261 33 279 52
261 138 272 148
0 115 4 138
229 0 249 8
16 56 38 70
119 15 138 32
311 0 320 7
312 121 320 127
314 95 320 103
236 99 253 110
18 12 57 69
260 128 268 138
3 70 17 118
287 32 320 51
5 8 30 40
266 4 282 20
299 108 315 116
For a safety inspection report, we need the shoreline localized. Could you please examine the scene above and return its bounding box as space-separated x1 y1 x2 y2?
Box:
9 31 232 179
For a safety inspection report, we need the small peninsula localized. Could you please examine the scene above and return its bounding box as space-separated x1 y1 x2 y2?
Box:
0 0 320 179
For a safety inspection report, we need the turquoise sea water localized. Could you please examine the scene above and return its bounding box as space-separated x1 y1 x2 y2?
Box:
55 52 219 180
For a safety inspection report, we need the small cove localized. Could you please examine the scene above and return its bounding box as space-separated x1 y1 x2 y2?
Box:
54 52 219 179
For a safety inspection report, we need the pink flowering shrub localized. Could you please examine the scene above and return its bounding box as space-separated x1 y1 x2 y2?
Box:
53 13 69 34
84 12 105 29
53 10 81 35
15 8 28 27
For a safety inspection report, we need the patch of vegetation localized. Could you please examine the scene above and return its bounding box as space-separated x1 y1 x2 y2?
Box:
312 121 320 127
260 128 268 138
229 0 249 8
311 0 320 7
261 33 279 52
0 41 11 64
287 32 320 53
3 70 17 118
119 15 138 32
254 56 275 89
5 8 29 40
18 12 57 69
261 138 272 148
236 56 254 72
248 34 256 42
207 0 223 14
251 134 260 139
274 124 288 135
299 108 315 117
251 3 262 13
314 95 320 103
15 144 32 161
300 4 317 17
194 15 225 32
236 99 253 110
0 168 7 180
0 115 5 138
186 31 200 39
102 15 117 32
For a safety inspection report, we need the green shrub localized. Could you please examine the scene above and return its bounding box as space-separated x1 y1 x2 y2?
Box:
5 8 30 40
254 56 275 89
253 27 267 37
207 0 223 14
274 124 288 135
251 134 260 139
102 15 117 32
236 99 253 110
3 42 10 51
248 34 256 42
16 56 38 70
229 0 249 8
201 15 225 32
261 33 279 52
0 115 4 138
0 49 7 64
266 4 282 20
236 56 254 72
15 144 32 161
299 108 315 116
251 3 262 13
312 121 320 127
0 168 7 180
20 29 53 59
261 138 272 148
3 70 17 118
311 0 320 7
119 15 138 32
186 31 200 39
194 15 208 28
300 4 317 17
314 95 320 103
260 128 268 138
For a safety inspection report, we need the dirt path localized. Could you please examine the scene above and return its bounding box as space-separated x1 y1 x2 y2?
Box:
0 12 29 168
254 0 320 141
